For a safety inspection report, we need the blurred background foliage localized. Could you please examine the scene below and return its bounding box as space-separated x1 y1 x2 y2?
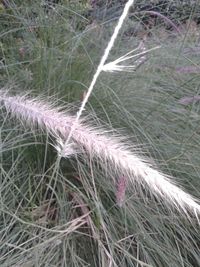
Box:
89 0 200 23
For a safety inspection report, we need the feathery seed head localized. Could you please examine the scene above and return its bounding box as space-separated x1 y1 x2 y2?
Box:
0 91 200 219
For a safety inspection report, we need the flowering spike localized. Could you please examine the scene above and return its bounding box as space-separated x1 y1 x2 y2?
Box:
0 91 200 218
116 176 127 207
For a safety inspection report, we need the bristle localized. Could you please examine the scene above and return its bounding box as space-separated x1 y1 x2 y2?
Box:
102 45 160 73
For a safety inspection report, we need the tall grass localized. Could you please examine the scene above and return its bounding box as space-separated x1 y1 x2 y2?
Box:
0 1 200 266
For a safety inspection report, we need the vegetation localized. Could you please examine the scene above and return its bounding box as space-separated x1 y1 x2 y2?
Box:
0 1 200 266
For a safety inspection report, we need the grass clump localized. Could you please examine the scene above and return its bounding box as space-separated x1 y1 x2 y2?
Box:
0 1 200 266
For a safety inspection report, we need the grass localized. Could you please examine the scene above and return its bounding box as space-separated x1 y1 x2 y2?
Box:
0 1 200 266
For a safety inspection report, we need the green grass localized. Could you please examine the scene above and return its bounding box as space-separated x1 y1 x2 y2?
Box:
0 1 200 266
